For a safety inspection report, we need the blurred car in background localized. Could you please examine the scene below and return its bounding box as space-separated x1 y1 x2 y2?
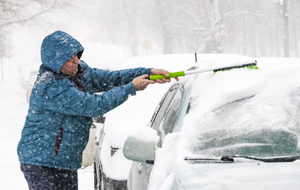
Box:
123 56 300 190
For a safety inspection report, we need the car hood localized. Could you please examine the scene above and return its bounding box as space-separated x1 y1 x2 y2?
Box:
171 160 300 190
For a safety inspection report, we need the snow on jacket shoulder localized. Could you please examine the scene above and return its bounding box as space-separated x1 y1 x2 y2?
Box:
17 30 151 170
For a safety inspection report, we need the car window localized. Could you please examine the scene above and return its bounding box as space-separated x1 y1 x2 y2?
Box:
192 98 299 157
150 83 184 146
159 92 182 139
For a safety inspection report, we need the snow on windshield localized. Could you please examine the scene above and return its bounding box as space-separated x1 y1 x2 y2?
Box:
178 60 300 158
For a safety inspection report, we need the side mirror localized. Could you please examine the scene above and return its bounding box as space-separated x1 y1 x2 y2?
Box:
123 136 156 164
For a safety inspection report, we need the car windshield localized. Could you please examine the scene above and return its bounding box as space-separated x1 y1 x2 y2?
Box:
178 68 300 159
192 98 299 157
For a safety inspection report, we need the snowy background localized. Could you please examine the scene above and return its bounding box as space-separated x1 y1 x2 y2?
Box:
1 0 300 189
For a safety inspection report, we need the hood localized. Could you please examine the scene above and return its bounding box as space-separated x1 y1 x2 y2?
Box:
172 161 300 190
40 30 84 73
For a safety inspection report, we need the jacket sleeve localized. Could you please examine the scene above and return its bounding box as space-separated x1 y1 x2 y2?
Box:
85 64 151 93
42 80 136 117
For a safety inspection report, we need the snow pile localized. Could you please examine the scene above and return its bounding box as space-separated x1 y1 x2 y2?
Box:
193 53 256 70
188 68 267 118
147 133 180 190
135 126 160 144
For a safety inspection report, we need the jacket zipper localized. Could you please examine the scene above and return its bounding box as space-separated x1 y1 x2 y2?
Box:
54 127 64 156
71 67 86 91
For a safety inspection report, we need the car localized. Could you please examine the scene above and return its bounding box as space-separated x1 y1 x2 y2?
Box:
93 54 198 190
123 56 300 190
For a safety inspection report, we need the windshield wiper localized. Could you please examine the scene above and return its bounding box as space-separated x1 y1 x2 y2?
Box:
184 156 234 164
228 155 300 162
184 155 300 164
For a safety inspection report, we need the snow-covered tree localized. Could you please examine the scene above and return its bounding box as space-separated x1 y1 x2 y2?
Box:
0 0 67 57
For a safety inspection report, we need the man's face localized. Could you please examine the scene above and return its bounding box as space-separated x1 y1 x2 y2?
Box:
60 55 79 77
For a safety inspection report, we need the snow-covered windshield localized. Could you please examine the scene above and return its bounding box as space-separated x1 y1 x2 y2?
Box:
193 98 298 157
179 63 300 158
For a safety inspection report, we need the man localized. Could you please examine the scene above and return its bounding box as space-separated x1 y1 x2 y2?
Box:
17 30 176 189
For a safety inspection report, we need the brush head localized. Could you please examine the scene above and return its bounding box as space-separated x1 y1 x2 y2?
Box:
213 61 258 73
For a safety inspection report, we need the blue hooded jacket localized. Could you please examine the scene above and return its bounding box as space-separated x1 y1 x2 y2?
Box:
17 31 151 170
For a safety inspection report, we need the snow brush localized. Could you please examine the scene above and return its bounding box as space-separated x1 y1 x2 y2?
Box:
149 54 258 81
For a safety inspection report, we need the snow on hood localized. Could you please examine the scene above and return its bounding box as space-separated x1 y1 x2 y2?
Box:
40 30 84 73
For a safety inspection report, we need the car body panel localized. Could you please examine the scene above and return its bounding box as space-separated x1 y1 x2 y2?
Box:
171 161 300 190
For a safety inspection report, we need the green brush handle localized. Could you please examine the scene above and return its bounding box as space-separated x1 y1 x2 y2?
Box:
149 71 185 80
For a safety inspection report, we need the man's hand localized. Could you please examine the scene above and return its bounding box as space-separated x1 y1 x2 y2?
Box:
132 68 179 92
132 74 155 91
150 68 179 83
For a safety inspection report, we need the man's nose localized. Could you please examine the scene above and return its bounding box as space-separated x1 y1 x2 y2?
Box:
73 56 80 64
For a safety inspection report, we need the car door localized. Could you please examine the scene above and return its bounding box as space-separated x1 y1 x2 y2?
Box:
127 83 185 190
